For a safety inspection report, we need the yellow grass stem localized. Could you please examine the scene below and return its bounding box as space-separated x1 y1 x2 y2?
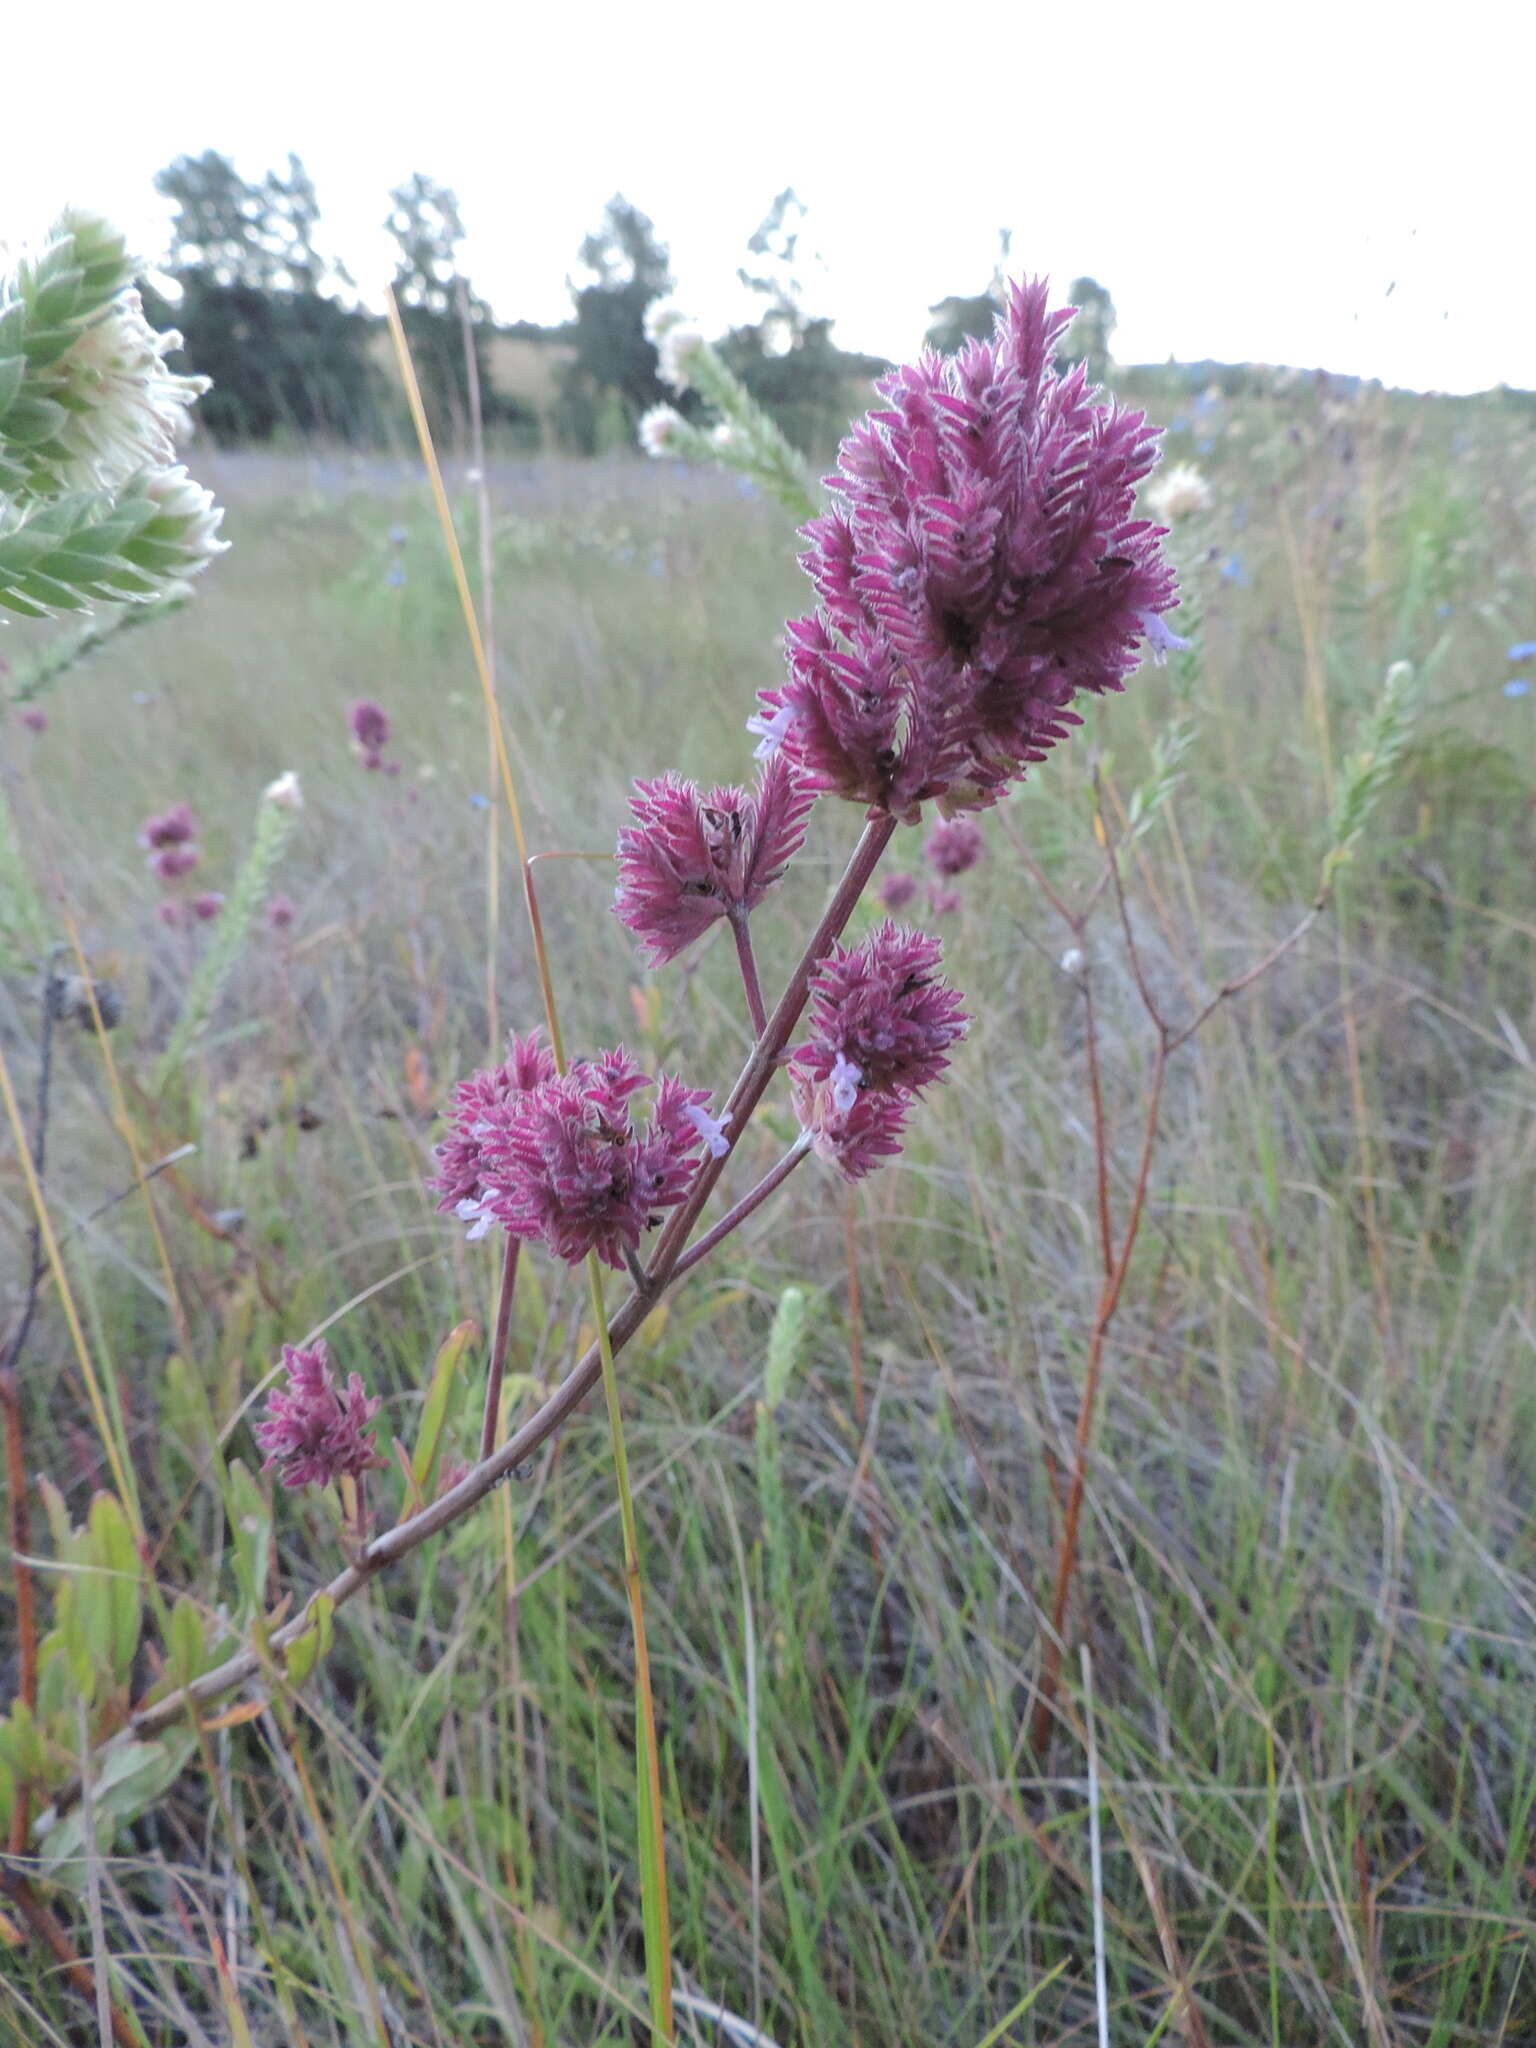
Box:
384 291 674 2037
382 288 566 1070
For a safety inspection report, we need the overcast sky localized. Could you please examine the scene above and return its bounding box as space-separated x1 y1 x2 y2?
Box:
5 1 1532 394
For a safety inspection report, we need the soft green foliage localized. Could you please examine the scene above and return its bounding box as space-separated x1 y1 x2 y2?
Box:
0 210 225 618
0 784 52 968
1324 657 1427 884
2 390 1533 2044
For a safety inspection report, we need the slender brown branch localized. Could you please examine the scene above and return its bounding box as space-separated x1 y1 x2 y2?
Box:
479 1236 521 1461
669 1139 810 1285
53 812 899 1783
1168 898 1326 1053
0 1868 147 2047
1 1370 36 1855
1030 1034 1168 1753
729 910 768 1037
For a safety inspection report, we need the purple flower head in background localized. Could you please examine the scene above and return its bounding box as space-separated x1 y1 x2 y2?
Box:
265 893 296 933
759 281 1178 819
153 843 200 882
157 899 187 929
797 922 969 1097
20 707 47 733
925 815 985 877
255 1340 386 1491
614 755 814 965
140 801 197 851
430 1029 558 1234
927 882 962 917
473 1045 714 1269
192 891 224 921
350 698 392 769
876 870 919 912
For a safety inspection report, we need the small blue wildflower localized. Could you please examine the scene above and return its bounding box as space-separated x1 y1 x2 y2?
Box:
616 545 636 565
648 547 666 578
1221 554 1249 588
468 791 491 809
1169 414 1190 433
1197 438 1215 454
1504 678 1531 699
1506 640 1536 661
736 476 758 499
385 565 406 588
388 525 409 546
1435 601 1454 618
1193 389 1221 417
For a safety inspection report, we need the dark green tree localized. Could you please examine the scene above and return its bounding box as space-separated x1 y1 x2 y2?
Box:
924 293 1001 355
719 191 850 456
152 151 379 441
384 173 508 445
556 197 673 453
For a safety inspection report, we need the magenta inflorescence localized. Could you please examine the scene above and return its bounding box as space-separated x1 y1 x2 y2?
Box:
790 922 968 1179
430 1030 558 1232
756 280 1178 819
255 1340 386 1490
139 802 197 851
614 755 814 965
350 698 392 771
925 815 984 877
434 1042 719 1271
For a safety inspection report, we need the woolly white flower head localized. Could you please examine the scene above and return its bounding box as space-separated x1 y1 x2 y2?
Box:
1146 462 1212 525
52 291 211 494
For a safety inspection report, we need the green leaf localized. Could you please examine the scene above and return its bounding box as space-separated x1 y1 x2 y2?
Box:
284 1592 335 1690
0 392 67 445
412 1320 477 1493
226 1459 272 1617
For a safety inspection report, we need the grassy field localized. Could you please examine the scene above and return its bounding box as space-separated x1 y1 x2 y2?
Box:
2 372 1535 2046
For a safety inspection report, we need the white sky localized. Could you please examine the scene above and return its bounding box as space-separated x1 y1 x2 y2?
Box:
5 0 1533 394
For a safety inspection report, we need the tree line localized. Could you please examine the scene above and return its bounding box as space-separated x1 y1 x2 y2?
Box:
146 153 1117 456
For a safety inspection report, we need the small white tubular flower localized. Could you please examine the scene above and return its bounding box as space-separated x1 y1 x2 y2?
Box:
141 464 228 576
1146 462 1212 525
52 291 212 494
710 420 744 453
262 771 304 810
655 323 707 394
638 404 688 458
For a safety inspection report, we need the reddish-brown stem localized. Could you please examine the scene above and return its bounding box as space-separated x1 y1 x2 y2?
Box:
52 812 899 1784
1 1367 36 1855
0 1871 146 2048
670 1139 810 1284
1030 1035 1168 1754
730 910 768 1037
1080 982 1115 1282
480 1235 521 1461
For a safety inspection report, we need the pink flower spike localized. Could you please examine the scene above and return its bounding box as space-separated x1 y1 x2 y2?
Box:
789 1061 912 1182
773 280 1179 817
798 922 969 1097
255 1340 386 1491
139 802 197 851
925 815 984 877
429 1028 558 1226
614 754 814 966
473 1048 712 1270
350 699 390 755
152 843 200 882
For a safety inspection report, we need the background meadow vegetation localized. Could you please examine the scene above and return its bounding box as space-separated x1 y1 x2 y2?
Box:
2 354 1535 2047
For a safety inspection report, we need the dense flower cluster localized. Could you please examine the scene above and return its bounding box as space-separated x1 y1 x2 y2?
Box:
349 698 392 771
756 280 1178 819
430 1030 558 1234
139 802 196 851
434 1043 719 1270
614 755 814 964
52 289 212 496
924 815 984 877
255 1341 385 1491
790 923 968 1179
